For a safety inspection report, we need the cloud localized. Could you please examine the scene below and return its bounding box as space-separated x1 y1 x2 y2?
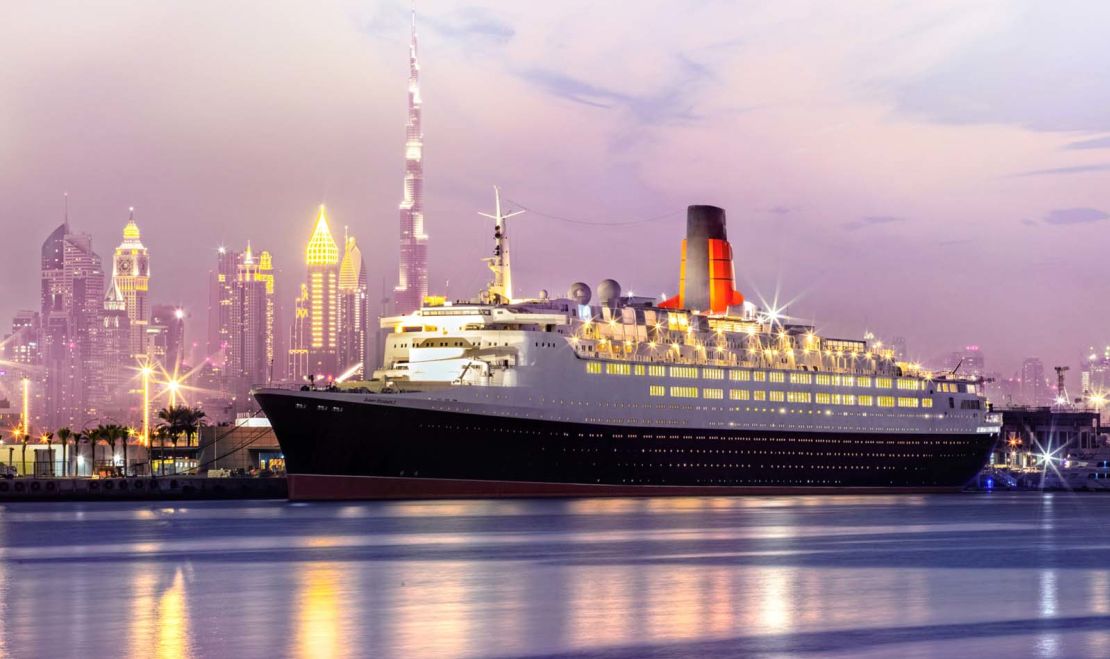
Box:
1065 135 1110 150
843 215 907 231
518 54 713 125
424 7 515 44
1020 218 1037 226
890 3 1110 132
1043 207 1110 225
1012 163 1110 177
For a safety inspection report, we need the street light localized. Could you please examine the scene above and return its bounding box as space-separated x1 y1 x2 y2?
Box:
140 364 154 446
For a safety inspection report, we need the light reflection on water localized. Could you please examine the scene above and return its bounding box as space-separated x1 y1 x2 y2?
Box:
1 494 1110 657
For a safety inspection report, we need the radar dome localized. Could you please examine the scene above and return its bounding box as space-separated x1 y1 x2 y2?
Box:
597 279 622 308
538 289 549 300
568 282 592 306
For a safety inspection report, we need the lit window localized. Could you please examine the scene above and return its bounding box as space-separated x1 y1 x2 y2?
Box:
841 375 855 387
753 390 767 401
857 376 872 388
787 391 811 403
586 362 601 374
649 365 666 377
922 398 933 408
730 370 751 382
859 395 874 406
634 365 645 376
878 396 895 407
730 389 750 401
769 371 785 383
898 397 919 408
703 368 724 380
670 386 698 398
670 366 698 379
816 374 833 386
789 372 812 385
769 390 785 402
649 385 665 397
876 377 893 389
753 371 767 382
816 392 831 404
606 363 631 376
703 388 724 399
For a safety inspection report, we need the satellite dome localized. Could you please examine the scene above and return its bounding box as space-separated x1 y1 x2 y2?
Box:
597 279 622 308
568 282 592 305
538 289 549 300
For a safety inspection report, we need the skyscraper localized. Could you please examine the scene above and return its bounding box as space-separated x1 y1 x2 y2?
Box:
150 304 186 375
96 280 132 415
304 205 340 377
110 210 150 360
338 235 368 378
207 245 239 371
1021 357 1048 406
224 244 276 406
288 283 310 382
393 11 428 314
41 221 104 428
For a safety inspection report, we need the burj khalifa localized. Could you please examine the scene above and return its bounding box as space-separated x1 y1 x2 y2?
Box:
393 10 428 314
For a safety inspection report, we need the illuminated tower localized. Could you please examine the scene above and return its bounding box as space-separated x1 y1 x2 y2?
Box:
304 205 340 377
111 209 150 360
288 284 310 382
225 244 276 406
338 234 368 378
393 10 428 314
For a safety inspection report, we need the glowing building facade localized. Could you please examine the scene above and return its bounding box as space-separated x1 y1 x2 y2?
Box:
41 221 104 428
338 235 368 378
226 245 276 405
300 206 340 378
393 12 428 314
110 210 150 359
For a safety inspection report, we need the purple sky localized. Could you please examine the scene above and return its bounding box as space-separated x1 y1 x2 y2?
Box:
3 0 1110 381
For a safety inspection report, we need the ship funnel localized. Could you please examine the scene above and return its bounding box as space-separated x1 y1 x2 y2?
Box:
659 205 744 314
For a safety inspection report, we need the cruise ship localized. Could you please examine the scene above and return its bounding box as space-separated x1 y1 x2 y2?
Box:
255 200 1000 500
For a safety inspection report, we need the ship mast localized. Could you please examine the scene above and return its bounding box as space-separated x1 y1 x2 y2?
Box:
479 186 524 304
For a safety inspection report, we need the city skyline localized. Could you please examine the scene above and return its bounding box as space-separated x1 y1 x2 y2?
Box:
4 1 1110 380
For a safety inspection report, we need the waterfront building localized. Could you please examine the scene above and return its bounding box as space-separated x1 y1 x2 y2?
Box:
393 11 428 314
997 407 1103 468
302 206 340 378
1081 346 1110 395
110 211 150 360
1021 357 1049 406
338 235 368 378
41 221 105 429
0 311 44 430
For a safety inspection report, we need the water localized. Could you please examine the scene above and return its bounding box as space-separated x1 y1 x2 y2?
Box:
1 494 1109 658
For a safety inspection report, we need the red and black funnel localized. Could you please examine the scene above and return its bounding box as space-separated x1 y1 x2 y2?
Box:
660 205 744 314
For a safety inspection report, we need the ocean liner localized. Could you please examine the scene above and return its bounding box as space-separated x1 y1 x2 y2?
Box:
255 196 1000 500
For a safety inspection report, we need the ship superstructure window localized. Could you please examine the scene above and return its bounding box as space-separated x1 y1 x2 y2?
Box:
730 389 750 400
790 372 812 385
670 366 698 379
859 395 874 406
606 363 631 376
634 365 645 376
898 397 920 408
857 376 872 388
671 386 698 398
922 398 933 408
730 370 751 382
649 365 666 377
649 385 665 397
897 379 920 391
841 375 855 387
878 396 895 407
876 377 894 389
703 368 725 380
787 391 811 403
753 371 767 382
586 362 601 374
769 390 785 402
703 388 724 399
753 390 767 401
816 374 833 386
816 392 831 404
769 371 785 383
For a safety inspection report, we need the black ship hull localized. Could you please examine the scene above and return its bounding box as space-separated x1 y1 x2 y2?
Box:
255 391 995 501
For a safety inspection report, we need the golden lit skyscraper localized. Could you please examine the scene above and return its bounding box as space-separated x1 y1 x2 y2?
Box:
338 235 368 379
303 205 339 378
110 209 150 359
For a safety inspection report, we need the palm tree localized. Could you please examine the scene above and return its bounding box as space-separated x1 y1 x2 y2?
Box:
72 430 87 476
56 427 72 477
101 424 126 477
18 426 29 477
88 425 108 476
40 431 54 476
156 405 196 475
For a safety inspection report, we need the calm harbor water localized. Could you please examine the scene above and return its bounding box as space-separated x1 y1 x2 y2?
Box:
1 494 1110 658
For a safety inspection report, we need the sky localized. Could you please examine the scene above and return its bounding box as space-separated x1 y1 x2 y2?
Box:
2 0 1110 382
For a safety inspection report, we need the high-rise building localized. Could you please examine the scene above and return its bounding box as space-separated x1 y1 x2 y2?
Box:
1081 346 1110 395
288 283 310 381
225 244 276 405
41 221 105 428
5 311 41 366
110 210 150 359
393 11 428 315
150 305 186 375
96 280 132 416
1021 357 1048 406
207 246 239 370
338 235 369 379
304 205 340 378
1 311 44 430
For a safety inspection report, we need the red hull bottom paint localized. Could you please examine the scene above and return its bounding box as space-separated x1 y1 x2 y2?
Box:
288 474 963 501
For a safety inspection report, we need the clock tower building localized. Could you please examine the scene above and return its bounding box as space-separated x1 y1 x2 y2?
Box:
111 209 150 360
